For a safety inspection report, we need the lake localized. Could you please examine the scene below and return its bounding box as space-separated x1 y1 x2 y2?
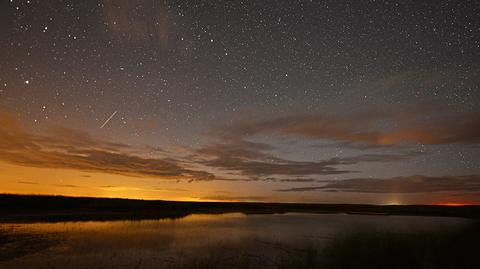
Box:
0 213 472 269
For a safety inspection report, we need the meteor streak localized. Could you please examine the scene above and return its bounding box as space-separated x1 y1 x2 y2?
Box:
100 111 117 128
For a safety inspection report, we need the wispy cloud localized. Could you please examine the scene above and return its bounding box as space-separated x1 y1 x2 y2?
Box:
1 107 477 190
154 187 188 192
16 181 38 185
191 131 421 180
275 175 480 193
52 184 81 188
0 113 216 181
182 107 478 182
214 109 480 146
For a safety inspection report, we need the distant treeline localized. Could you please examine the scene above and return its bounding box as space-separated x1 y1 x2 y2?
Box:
1 194 479 222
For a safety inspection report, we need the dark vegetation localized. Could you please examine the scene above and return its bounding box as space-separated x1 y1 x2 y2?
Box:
1 194 479 222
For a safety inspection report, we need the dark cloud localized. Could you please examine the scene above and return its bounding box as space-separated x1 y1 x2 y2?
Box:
16 181 38 185
276 175 480 193
216 110 480 146
193 135 420 180
279 178 318 183
200 155 352 177
0 111 469 187
182 107 478 182
0 113 216 181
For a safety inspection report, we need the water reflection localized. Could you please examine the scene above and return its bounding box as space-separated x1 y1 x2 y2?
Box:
0 213 471 269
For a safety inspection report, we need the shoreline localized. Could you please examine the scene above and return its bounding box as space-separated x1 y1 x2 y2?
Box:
1 194 479 223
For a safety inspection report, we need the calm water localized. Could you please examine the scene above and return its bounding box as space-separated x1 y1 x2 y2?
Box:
0 213 471 269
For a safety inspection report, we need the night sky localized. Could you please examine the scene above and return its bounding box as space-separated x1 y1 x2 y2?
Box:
1 0 479 204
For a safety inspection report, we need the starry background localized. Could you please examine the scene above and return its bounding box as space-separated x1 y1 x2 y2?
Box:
0 0 479 204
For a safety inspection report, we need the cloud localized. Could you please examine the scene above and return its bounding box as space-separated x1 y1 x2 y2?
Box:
52 184 81 188
275 175 480 193
194 139 331 178
154 187 187 192
279 178 318 183
16 181 38 185
1 108 473 185
215 109 480 146
0 113 216 181
192 136 420 179
5 111 374 182
187 106 477 182
197 195 268 202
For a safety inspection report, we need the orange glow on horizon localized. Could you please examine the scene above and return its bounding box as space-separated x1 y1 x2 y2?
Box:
435 202 473 206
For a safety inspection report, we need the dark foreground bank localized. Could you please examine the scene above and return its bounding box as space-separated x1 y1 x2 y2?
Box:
1 194 479 222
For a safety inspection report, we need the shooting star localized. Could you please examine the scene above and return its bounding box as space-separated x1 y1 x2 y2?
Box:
100 110 117 128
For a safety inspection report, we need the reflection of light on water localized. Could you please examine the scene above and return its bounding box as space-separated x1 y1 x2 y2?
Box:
182 212 245 221
0 214 470 269
6 213 246 234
